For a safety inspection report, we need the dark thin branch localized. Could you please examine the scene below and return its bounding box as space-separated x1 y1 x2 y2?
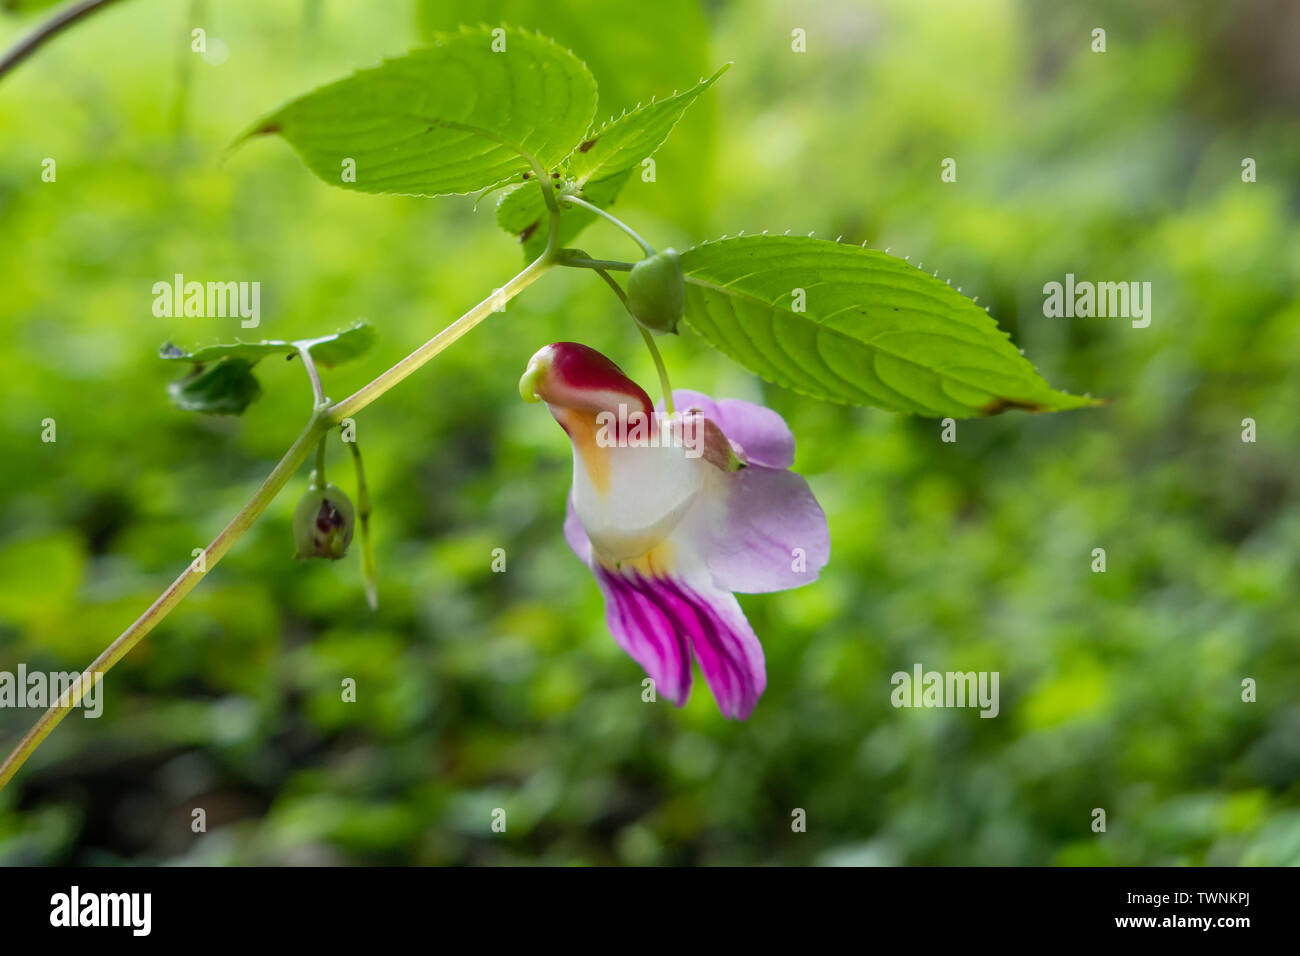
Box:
0 0 126 85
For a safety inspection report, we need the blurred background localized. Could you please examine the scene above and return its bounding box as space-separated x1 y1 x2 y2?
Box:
1 0 1298 865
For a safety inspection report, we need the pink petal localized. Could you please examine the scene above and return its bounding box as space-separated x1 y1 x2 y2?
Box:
691 466 830 594
670 390 795 469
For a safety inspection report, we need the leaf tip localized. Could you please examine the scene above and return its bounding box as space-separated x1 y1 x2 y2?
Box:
980 397 1047 416
980 392 1108 416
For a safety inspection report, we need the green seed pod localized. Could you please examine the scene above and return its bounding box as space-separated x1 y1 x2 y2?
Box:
626 247 684 334
293 476 355 560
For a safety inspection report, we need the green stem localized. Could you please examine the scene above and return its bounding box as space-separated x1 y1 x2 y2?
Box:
589 265 629 307
0 0 127 85
533 164 561 217
0 220 562 792
589 266 675 415
328 249 553 422
559 195 654 257
557 254 634 273
637 325 676 416
347 435 377 611
295 343 327 411
0 415 328 792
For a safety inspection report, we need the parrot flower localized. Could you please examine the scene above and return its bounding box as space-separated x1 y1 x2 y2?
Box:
520 342 829 719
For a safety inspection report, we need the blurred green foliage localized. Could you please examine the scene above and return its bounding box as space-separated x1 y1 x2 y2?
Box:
1 0 1298 865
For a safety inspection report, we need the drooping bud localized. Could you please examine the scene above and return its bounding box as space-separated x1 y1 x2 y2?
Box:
626 248 684 334
293 474 355 560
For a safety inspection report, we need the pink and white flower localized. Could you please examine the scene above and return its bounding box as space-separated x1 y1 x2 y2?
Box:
520 342 829 719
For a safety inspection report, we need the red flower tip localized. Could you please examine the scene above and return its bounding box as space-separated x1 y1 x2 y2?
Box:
520 342 653 418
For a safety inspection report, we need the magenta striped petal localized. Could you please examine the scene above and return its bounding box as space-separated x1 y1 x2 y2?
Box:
593 565 693 707
593 564 766 720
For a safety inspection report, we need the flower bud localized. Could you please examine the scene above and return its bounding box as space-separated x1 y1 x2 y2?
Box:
293 476 355 560
626 248 684 334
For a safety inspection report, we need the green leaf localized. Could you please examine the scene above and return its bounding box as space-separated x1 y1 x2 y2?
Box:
161 324 376 415
569 64 729 186
303 323 378 367
416 0 719 240
167 358 262 415
159 322 376 367
679 236 1100 417
240 26 597 198
497 65 728 257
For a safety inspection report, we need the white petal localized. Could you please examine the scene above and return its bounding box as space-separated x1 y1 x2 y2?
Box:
573 439 708 565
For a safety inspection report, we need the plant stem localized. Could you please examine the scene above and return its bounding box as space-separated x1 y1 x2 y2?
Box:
0 415 328 792
557 255 634 273
637 325 676 416
588 266 676 415
0 227 561 791
328 249 553 422
532 163 561 216
0 0 126 84
588 265 629 308
559 195 655 257
295 343 327 411
347 435 377 611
